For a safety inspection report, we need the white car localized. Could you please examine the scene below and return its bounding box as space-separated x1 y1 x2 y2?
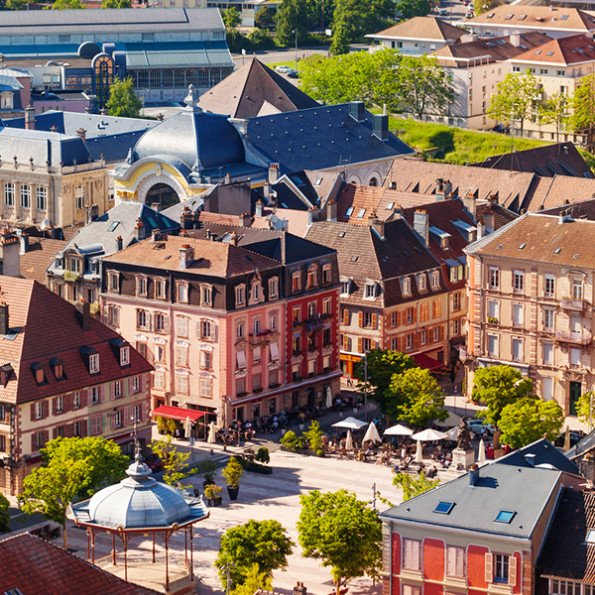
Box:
275 65 293 74
467 419 495 436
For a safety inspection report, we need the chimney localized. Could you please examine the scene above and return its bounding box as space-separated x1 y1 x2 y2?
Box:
413 209 429 245
77 300 91 332
327 200 337 221
19 234 28 254
180 206 195 230
477 220 485 239
293 582 307 595
116 235 123 251
485 210 495 232
510 33 521 47
268 162 280 185
152 229 160 242
49 125 57 133
524 453 536 467
229 231 238 246
0 303 9 336
24 105 35 130
76 127 87 142
263 182 271 202
255 199 264 217
370 216 385 239
469 465 480 486
349 101 365 122
179 244 194 269
463 192 477 222
239 212 251 227
134 218 145 240
373 114 389 141
89 204 99 222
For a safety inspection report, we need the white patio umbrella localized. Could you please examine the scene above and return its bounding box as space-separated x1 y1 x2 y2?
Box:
478 438 486 464
414 440 424 463
207 421 217 444
332 416 368 430
345 429 354 451
412 428 448 442
445 426 459 441
363 421 382 444
384 423 414 437
185 416 192 440
326 385 333 409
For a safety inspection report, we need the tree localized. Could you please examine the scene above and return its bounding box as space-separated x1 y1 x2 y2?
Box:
102 0 131 7
106 76 143 119
297 489 382 593
5 0 26 8
150 435 192 488
498 397 564 449
396 0 431 19
51 0 85 8
473 0 497 16
231 565 273 595
388 367 448 427
255 6 275 29
537 91 572 143
215 519 293 588
224 6 242 30
487 70 538 137
470 365 533 427
275 0 309 46
572 74 595 137
42 436 128 498
576 392 595 427
0 493 10 533
304 419 324 452
18 436 129 550
393 54 454 118
393 471 439 501
354 348 416 415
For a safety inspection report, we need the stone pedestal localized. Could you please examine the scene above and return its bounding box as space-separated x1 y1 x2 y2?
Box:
452 447 475 470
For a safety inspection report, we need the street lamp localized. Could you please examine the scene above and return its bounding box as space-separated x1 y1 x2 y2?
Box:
363 351 368 422
293 28 298 72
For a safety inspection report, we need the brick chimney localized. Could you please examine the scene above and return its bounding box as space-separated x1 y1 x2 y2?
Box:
326 200 337 221
0 302 9 336
463 192 477 222
268 162 280 184
134 218 145 240
24 105 35 131
76 127 87 142
116 235 123 251
255 199 264 217
179 244 194 269
413 209 429 245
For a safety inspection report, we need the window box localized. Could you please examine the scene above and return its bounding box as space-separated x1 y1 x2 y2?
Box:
487 317 499 324
252 387 263 394
269 382 280 389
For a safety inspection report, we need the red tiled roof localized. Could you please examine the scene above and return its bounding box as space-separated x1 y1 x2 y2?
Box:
510 33 595 66
0 276 152 405
0 533 159 594
20 237 67 284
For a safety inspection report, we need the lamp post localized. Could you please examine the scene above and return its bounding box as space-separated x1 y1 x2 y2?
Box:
294 28 298 72
363 351 368 422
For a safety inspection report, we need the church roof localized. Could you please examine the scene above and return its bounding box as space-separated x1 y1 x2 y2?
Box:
197 58 320 118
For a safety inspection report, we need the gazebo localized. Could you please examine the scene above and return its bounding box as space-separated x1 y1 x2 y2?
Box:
70 447 209 591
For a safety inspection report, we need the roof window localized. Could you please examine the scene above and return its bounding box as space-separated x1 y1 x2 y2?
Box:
495 510 515 523
357 208 366 218
434 501 454 514
346 206 354 217
586 529 595 544
519 243 526 249
107 221 120 232
554 248 561 254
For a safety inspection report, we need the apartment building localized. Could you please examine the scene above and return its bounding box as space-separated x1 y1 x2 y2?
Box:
465 212 595 414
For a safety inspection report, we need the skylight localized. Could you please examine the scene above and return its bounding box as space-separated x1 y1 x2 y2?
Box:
315 178 322 186
386 202 395 210
434 501 455 514
561 14 569 19
586 529 595 544
554 247 561 254
338 231 346 238
505 13 513 19
519 243 526 249
547 51 554 56
351 256 358 262
357 208 366 218
518 14 526 20
495 510 515 523
346 206 354 217
107 221 120 232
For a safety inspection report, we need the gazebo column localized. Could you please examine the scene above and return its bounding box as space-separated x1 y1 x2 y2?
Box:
91 529 96 565
112 533 116 565
189 525 194 581
123 533 128 582
152 532 156 563
184 528 188 570
86 527 91 561
165 530 170 592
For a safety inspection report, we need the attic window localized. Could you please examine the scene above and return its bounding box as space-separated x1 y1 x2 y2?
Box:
357 208 366 218
495 510 515 524
351 256 358 262
107 221 120 232
338 232 346 238
518 14 526 20
346 207 354 217
0 364 13 387
386 202 394 210
505 13 513 19
586 529 595 544
486 12 494 17
519 243 526 250
547 51 554 56
574 254 579 259
554 248 561 254
434 501 454 514
561 14 568 19
50 358 64 380
31 362 46 385
497 244 503 250
79 347 99 375
314 178 322 186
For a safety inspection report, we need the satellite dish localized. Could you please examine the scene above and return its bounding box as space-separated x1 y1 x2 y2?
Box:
78 41 101 60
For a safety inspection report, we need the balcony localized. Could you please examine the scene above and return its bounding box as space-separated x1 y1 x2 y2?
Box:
561 297 586 312
556 330 592 345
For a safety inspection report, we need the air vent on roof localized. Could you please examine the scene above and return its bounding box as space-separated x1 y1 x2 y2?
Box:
554 248 561 254
519 243 526 249
351 256 358 262
497 244 503 249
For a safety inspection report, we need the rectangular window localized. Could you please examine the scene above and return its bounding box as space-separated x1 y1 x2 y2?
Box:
570 347 581 367
513 270 524 293
131 376 140 393
488 334 498 357
90 387 99 404
406 334 413 350
73 391 81 408
36 187 47 210
512 303 523 326
235 285 245 306
154 372 165 390
113 381 122 398
56 396 63 413
403 539 421 570
512 338 523 361
489 267 500 289
199 378 212 398
446 546 465 577
91 415 102 435
488 300 499 320
544 308 555 331
432 300 441 319
453 292 461 311
420 303 429 322
365 283 376 299
494 554 509 583
543 342 553 365
406 308 414 325
176 317 188 338
269 277 279 299
201 286 212 306
175 346 188 367
341 280 351 295
572 279 583 300
292 272 301 292
200 350 212 370
175 374 189 395
20 185 30 208
544 275 555 297
177 283 188 303
433 327 440 342
543 377 554 401
89 353 99 374
4 183 14 206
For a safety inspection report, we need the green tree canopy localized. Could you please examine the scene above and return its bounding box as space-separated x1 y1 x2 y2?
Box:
388 366 448 427
470 365 533 427
498 397 564 449
5 0 26 8
150 435 192 488
537 91 572 143
396 0 431 19
353 348 416 415
576 392 595 427
572 74 595 134
393 471 439 501
231 565 273 595
106 76 143 118
254 6 275 29
215 520 293 588
0 493 10 533
297 489 382 593
487 69 538 136
51 0 85 8
473 0 497 16
224 6 242 29
275 0 309 46
102 0 131 7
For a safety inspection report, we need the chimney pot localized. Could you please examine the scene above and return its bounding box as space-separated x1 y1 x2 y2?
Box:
0 303 9 336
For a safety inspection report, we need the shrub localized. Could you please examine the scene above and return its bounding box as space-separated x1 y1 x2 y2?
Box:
316 449 324 457
280 430 299 452
255 446 270 464
204 484 223 499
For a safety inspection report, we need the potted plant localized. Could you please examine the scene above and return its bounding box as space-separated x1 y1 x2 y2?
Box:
197 458 218 488
222 456 244 500
204 484 223 507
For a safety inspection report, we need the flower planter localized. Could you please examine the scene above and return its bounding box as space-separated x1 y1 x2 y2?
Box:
206 496 222 507
227 486 240 500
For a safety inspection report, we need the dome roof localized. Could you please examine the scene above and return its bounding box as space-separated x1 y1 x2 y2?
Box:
71 450 208 530
133 107 246 173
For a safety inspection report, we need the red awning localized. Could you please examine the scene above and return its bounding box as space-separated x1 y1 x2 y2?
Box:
152 405 205 422
412 352 444 371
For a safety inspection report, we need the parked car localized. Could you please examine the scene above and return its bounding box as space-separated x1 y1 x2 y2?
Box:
275 65 293 74
287 69 299 79
467 419 496 436
144 453 164 473
439 8 447 15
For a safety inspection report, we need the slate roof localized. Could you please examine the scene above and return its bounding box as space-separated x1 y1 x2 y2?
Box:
496 437 580 474
0 533 158 595
537 489 595 583
0 276 152 405
432 31 551 66
465 212 595 269
474 142 593 179
103 234 280 277
380 449 564 539
367 16 466 42
467 5 595 33
245 103 414 174
197 58 319 118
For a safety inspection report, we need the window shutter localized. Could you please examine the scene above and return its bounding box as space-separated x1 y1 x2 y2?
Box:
210 323 216 341
52 427 58 439
42 400 49 419
440 326 445 340
357 337 363 353
358 311 363 328
343 309 349 325
30 403 35 421
43 430 49 445
31 433 36 452
102 306 108 324
508 555 517 586
414 333 421 348
396 311 401 327
81 420 88 438
485 553 493 584
371 313 377 329
412 308 417 323
342 335 348 350
52 398 57 416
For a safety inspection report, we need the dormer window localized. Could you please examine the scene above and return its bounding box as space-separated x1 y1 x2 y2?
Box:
292 272 301 293
307 265 318 289
79 348 99 375
269 277 279 300
431 271 440 290
31 362 46 385
177 282 189 303
136 276 147 297
0 364 13 387
418 274 427 292
109 271 119 293
235 284 246 307
402 277 412 297
120 346 130 366
341 279 351 296
322 264 331 284
364 283 377 299
201 285 212 307
155 278 166 300
50 358 64 380
89 353 99 374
